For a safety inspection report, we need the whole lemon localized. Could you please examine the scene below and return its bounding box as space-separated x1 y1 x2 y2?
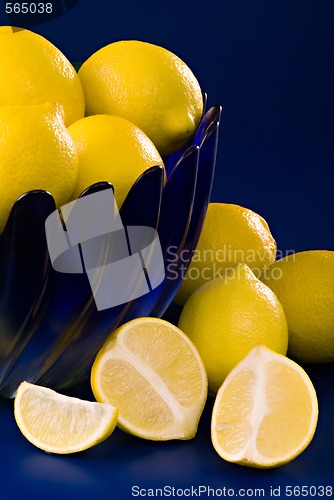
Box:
78 40 203 157
178 263 288 394
68 115 164 207
0 26 84 126
175 203 277 305
262 250 334 363
0 102 79 233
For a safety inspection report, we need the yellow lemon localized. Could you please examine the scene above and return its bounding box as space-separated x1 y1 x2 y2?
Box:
0 102 79 233
211 346 318 468
91 317 208 440
178 264 288 394
0 26 84 126
262 250 334 363
175 203 277 305
14 382 118 454
68 114 164 207
78 40 203 157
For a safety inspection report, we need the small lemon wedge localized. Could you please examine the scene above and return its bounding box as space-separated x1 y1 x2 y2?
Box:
14 382 118 454
211 346 318 468
91 317 208 440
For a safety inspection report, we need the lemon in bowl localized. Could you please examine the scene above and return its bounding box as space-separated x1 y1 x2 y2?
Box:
0 26 84 126
78 40 203 157
68 114 165 207
0 102 79 233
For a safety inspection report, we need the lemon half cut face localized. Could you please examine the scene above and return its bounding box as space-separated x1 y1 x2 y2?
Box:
211 346 318 468
91 317 208 440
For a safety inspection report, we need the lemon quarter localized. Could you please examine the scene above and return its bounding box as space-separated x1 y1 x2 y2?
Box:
211 346 318 468
14 382 118 454
91 317 208 440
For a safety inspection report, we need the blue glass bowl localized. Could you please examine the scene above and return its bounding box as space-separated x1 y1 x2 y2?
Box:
0 105 222 398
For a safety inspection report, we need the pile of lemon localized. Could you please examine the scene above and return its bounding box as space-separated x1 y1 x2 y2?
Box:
14 223 333 468
0 26 203 231
1 26 333 470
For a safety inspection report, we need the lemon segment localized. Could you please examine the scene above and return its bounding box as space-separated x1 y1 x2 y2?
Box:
91 317 208 440
211 346 318 468
14 382 118 454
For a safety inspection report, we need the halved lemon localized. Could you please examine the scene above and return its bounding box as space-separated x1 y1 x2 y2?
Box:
14 382 118 454
91 317 208 440
211 346 318 468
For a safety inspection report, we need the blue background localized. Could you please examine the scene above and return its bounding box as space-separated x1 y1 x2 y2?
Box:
1 0 334 254
0 0 334 498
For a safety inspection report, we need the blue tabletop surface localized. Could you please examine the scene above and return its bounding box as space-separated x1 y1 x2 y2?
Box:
0 0 334 498
1 346 333 499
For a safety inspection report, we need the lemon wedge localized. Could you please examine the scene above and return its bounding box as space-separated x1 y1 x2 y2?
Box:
91 317 208 440
211 346 318 468
14 382 118 454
